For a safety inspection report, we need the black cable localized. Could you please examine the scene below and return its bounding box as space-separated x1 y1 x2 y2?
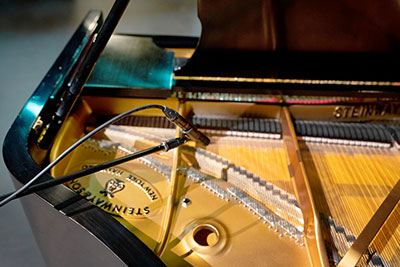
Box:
0 104 165 208
0 103 211 208
0 137 187 203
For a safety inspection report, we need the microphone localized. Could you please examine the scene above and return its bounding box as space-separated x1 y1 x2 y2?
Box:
162 107 210 146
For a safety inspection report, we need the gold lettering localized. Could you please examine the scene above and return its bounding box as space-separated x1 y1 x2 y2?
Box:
382 103 391 116
359 105 364 117
343 107 351 118
364 105 374 117
333 103 400 119
334 107 342 119
351 106 360 118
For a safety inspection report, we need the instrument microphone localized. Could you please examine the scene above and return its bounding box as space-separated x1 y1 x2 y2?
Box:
162 107 210 146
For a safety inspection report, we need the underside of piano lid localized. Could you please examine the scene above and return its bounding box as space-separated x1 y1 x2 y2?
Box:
3 1 400 266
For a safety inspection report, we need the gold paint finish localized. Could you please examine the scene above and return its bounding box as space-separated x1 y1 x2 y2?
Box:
49 97 311 266
50 100 93 177
48 94 400 266
178 221 227 255
167 183 309 266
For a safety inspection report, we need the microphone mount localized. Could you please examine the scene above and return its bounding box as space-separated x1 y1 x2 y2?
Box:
162 107 210 146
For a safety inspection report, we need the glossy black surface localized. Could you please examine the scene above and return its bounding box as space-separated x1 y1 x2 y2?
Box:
3 11 164 267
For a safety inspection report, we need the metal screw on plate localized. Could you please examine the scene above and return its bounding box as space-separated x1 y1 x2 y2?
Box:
182 198 191 207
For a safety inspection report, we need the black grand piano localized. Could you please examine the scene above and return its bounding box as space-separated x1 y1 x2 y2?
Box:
3 0 400 266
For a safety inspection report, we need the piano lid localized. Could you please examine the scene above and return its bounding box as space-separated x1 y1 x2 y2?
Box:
177 0 400 82
196 0 400 52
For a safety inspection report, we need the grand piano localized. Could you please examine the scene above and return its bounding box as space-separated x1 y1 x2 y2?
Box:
3 0 400 266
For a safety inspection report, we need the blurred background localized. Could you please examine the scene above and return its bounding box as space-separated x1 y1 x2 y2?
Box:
0 0 200 266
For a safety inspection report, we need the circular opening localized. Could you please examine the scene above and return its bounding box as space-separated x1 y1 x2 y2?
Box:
193 225 219 247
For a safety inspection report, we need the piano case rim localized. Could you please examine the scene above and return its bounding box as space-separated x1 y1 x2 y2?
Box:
2 11 165 267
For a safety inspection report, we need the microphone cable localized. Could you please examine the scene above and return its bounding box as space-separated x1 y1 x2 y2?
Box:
0 104 165 208
0 104 210 208
0 136 188 203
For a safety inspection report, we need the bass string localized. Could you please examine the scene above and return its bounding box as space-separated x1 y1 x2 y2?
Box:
366 146 400 265
305 142 400 263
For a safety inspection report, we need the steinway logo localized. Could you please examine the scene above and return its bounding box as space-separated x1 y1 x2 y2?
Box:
66 166 163 218
333 103 400 119
100 178 125 198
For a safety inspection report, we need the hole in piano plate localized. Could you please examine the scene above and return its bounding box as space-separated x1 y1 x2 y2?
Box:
193 224 219 247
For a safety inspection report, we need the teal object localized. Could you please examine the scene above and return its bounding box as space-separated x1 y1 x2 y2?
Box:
86 35 174 89
3 10 102 179
11 11 102 135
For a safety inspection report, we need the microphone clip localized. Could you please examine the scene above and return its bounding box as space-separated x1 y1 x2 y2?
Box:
162 107 210 146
